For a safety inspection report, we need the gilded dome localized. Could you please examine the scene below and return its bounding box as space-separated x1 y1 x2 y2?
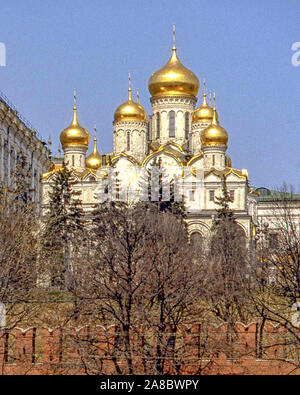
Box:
193 93 218 123
86 127 102 170
60 106 90 149
114 88 146 122
148 46 200 99
201 108 228 147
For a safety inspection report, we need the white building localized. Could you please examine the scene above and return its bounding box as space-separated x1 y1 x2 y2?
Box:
42 44 299 242
0 92 51 204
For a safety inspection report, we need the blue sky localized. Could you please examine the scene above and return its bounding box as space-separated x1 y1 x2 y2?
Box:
0 0 299 190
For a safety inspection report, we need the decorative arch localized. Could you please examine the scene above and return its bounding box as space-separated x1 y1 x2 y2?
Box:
186 152 204 167
187 221 211 237
141 150 183 168
110 152 140 167
158 142 184 152
189 231 203 249
234 221 248 238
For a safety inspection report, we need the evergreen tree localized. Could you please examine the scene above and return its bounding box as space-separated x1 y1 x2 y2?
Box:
41 162 85 290
138 157 186 218
213 175 234 223
207 176 250 328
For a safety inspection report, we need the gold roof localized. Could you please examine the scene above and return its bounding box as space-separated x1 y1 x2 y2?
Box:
114 87 146 122
201 108 228 148
148 46 200 99
192 92 218 123
86 126 102 170
60 104 90 149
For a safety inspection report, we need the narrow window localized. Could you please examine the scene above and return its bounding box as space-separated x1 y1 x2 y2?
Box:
169 111 175 137
229 190 235 201
156 113 160 139
127 131 130 151
212 155 215 166
190 181 196 201
185 112 189 139
189 190 195 201
209 190 215 201
72 155 74 167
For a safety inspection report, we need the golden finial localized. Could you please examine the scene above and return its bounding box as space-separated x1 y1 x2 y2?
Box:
202 77 208 106
209 90 212 106
128 72 132 101
136 89 140 104
94 123 97 140
213 90 216 108
73 88 77 109
212 108 217 124
58 144 61 159
72 88 79 126
172 24 176 49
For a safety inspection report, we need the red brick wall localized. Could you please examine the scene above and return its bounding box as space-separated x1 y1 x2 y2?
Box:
1 323 300 375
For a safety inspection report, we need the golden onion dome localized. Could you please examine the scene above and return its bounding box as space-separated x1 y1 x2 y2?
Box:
60 104 90 149
148 46 200 99
114 87 147 122
201 108 228 148
192 92 218 123
86 125 102 170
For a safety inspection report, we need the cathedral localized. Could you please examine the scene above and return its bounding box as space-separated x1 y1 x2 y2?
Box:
41 42 299 243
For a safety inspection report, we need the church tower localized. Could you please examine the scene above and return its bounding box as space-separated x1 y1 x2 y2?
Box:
60 90 90 171
148 28 199 151
201 107 228 170
113 75 148 163
86 124 102 171
191 81 217 155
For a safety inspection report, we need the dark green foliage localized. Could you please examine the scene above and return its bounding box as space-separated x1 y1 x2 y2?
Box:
41 162 84 289
213 175 234 223
138 157 186 218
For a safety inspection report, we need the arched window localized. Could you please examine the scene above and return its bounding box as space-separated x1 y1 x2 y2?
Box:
169 111 175 137
127 131 130 151
190 232 203 249
156 113 160 139
72 155 75 167
185 112 189 139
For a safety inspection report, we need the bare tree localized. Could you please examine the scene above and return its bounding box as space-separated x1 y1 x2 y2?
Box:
64 202 208 374
250 185 300 366
0 156 41 371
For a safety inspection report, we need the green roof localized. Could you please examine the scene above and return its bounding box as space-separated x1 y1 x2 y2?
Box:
253 187 300 202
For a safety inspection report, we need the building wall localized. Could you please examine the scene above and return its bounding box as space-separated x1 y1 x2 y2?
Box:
0 96 51 204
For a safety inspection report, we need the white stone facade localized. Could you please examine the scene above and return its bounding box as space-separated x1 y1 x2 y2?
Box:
113 120 147 163
0 94 51 204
